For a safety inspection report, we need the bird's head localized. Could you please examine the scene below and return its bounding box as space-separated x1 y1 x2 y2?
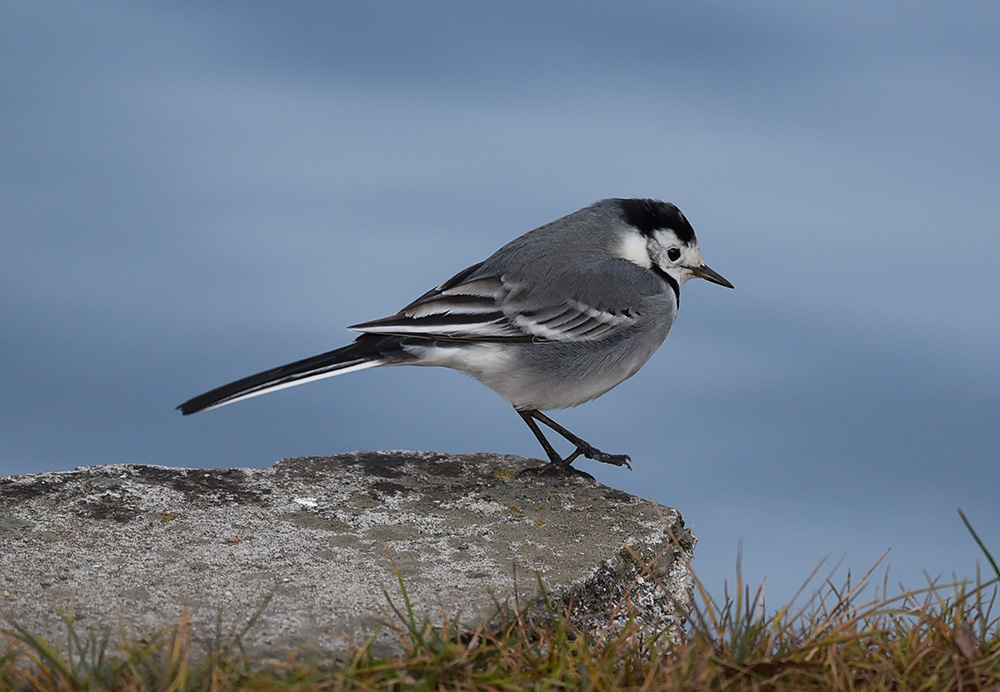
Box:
614 198 733 290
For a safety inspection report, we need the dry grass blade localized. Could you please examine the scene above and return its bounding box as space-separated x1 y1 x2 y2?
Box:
0 515 998 690
959 507 1000 581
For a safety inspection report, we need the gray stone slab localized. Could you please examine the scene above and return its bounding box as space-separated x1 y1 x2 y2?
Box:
0 452 695 656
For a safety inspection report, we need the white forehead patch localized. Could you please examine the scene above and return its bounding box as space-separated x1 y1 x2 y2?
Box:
617 232 652 268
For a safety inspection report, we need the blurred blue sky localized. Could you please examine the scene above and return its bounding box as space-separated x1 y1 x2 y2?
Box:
2 1 998 607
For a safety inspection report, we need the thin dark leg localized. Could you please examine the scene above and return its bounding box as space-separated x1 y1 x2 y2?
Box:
517 410 563 465
528 410 631 467
516 408 632 474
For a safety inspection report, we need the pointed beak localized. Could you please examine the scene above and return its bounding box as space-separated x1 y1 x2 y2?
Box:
691 263 734 288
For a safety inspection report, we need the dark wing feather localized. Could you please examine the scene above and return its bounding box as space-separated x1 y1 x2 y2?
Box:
350 259 656 342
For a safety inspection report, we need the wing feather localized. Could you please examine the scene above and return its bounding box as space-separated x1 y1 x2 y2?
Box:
350 260 651 343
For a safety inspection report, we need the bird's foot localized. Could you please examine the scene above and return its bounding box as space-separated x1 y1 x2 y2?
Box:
574 444 632 470
517 443 630 478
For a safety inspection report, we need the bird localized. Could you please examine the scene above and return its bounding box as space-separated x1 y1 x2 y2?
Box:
178 198 733 473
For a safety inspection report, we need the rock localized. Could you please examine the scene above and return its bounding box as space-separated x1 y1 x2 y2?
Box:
0 452 696 656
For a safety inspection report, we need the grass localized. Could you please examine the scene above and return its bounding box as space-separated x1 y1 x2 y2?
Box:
2 510 998 691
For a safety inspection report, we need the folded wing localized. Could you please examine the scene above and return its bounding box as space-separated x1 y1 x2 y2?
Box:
350 260 648 343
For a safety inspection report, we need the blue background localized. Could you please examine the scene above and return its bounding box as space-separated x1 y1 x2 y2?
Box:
3 1 998 607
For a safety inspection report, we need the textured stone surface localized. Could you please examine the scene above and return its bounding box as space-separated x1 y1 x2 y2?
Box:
0 452 695 656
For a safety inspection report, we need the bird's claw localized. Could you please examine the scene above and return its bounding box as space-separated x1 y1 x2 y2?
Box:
518 444 631 478
578 445 632 470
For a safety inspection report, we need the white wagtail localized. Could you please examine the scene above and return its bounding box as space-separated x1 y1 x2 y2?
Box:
178 198 732 473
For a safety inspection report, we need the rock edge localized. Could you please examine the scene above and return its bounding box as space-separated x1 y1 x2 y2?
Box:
0 451 696 656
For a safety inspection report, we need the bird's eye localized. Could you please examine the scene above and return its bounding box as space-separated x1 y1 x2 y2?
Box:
667 247 681 262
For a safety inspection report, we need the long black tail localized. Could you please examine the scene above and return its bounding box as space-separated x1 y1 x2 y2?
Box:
177 334 404 415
